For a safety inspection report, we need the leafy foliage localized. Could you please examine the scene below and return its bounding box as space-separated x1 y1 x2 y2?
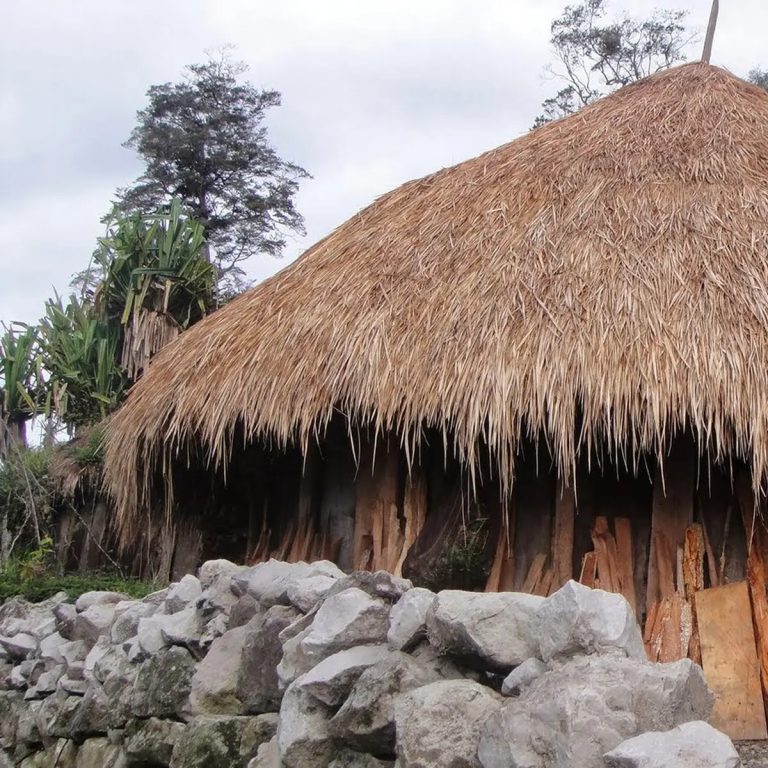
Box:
0 324 43 452
748 69 768 91
38 294 126 428
117 49 309 296
0 445 55 567
534 0 692 127
91 197 215 378
0 564 154 603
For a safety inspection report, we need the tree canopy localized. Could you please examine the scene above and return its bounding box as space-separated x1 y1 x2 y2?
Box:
534 0 693 127
117 50 309 296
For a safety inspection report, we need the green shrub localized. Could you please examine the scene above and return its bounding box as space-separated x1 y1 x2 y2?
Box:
0 565 155 603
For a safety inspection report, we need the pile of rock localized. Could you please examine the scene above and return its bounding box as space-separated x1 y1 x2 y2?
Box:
0 559 741 767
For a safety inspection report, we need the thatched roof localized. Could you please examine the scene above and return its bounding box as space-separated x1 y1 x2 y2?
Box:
105 63 768 523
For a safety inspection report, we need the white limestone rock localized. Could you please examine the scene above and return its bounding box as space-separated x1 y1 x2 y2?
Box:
387 587 435 651
603 721 740 768
76 604 118 644
396 679 503 768
501 657 548 696
427 590 543 672
329 651 443 755
477 653 714 768
75 591 128 613
38 632 68 665
188 623 249 715
164 574 202 614
286 574 338 613
296 644 390 707
0 633 37 660
278 588 389 687
277 676 335 768
537 580 646 662
137 607 201 655
110 601 156 645
233 559 343 608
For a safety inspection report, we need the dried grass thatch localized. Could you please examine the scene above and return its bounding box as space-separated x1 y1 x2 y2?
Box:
49 426 103 500
105 63 768 528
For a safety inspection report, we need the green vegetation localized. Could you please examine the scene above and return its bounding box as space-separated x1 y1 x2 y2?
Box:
0 566 154 603
0 323 43 453
117 48 308 296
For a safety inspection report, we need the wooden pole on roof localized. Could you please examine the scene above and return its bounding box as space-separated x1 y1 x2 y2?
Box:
701 0 719 64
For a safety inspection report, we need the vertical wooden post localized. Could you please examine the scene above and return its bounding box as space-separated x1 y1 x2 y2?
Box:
551 478 575 589
646 441 694 607
354 437 400 571
395 467 427 577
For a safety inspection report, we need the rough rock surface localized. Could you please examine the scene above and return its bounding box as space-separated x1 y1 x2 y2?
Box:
188 623 250 714
387 587 434 651
131 646 195 718
396 679 503 768
233 559 343 607
0 557 733 768
501 657 548 696
237 605 299 714
297 644 390 707
538 580 646 661
603 721 741 768
478 653 713 768
277 677 335 768
427 590 543 671
278 587 389 687
329 651 442 755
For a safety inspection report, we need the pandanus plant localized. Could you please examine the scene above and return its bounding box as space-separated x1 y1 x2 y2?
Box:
37 294 125 429
0 324 42 454
92 197 215 380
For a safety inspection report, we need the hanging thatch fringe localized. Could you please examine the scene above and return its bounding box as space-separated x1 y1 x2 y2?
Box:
104 63 768 533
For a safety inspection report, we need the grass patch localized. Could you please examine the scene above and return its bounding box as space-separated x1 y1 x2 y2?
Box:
0 567 156 603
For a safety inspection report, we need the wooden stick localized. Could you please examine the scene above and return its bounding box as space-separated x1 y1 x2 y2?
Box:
552 479 575 589
683 524 705 664
614 518 637 614
699 510 719 588
579 551 598 588
522 553 547 594
591 516 617 593
534 567 554 597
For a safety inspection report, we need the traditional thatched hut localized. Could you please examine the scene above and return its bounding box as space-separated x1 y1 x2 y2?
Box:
104 63 768 647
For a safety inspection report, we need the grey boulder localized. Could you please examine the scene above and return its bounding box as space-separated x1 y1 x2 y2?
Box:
329 651 443 755
387 588 435 651
74 591 128 613
603 721 740 768
427 590 543 672
395 679 503 768
537 580 645 661
287 574 338 613
131 646 195 719
188 623 250 715
277 677 335 768
297 644 390 707
237 605 299 714
165 574 203 613
124 716 185 766
501 658 548 696
477 653 714 768
233 559 343 607
278 588 389 687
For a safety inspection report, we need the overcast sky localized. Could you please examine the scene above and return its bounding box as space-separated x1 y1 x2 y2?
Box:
2 0 766 327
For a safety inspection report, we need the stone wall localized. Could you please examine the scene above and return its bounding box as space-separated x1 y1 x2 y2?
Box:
0 559 741 767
